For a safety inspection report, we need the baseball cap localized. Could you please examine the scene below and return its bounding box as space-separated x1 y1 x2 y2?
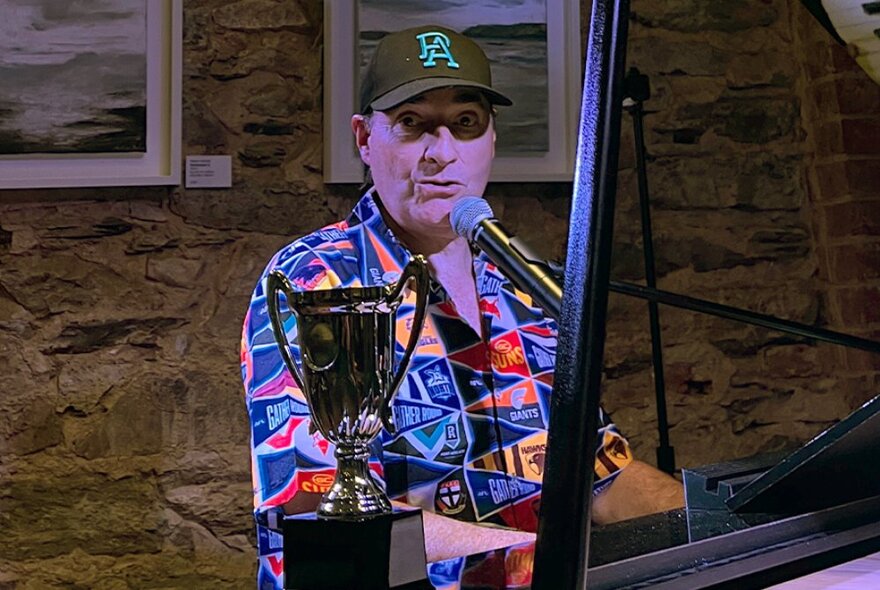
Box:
359 25 514 113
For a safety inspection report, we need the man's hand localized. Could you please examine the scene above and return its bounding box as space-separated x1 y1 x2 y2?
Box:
394 501 535 562
590 459 685 525
422 509 536 562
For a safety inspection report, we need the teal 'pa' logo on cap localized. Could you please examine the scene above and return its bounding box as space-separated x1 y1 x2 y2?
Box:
415 31 460 69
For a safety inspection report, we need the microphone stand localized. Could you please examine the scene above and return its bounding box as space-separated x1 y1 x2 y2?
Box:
532 0 631 587
624 67 677 475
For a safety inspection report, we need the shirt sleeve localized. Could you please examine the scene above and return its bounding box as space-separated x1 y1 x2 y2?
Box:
530 306 633 496
592 407 633 494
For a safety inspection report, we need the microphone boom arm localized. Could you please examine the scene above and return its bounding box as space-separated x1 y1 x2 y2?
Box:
474 221 563 320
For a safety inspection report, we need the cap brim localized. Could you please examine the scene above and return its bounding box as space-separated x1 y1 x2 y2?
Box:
369 77 513 112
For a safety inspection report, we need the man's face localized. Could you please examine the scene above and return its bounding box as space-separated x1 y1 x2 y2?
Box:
352 87 496 242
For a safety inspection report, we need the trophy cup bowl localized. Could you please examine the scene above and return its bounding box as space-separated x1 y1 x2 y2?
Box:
266 256 429 520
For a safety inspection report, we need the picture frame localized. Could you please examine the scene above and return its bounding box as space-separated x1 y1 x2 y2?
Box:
0 0 182 190
323 1 582 184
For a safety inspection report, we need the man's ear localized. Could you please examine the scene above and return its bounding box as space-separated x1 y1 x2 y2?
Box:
351 114 370 166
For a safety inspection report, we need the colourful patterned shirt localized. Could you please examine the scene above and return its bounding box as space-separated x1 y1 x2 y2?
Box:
241 191 633 589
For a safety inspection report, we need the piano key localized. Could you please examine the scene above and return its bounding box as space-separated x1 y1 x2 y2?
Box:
826 5 878 26
836 20 880 43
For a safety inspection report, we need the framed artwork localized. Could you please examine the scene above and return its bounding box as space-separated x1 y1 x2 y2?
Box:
323 0 582 183
0 0 181 189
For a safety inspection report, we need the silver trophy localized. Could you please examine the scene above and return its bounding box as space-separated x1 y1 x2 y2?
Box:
266 256 429 520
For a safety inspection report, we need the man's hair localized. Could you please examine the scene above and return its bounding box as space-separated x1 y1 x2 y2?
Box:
359 113 374 191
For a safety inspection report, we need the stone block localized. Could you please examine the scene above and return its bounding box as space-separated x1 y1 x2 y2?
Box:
0 473 163 560
67 374 183 460
646 153 803 212
610 240 647 281
811 76 880 117
762 344 821 378
800 40 837 81
146 256 205 289
829 241 880 282
823 200 880 239
813 158 880 202
817 118 880 156
673 97 798 145
164 481 254 538
748 226 811 261
647 157 734 210
4 399 64 456
840 118 880 155
842 159 880 198
717 98 799 144
812 160 849 202
45 317 186 355
183 96 229 151
238 142 288 167
212 1 309 31
630 0 778 33
726 51 794 90
627 38 728 76
736 155 804 211
830 41 865 75
243 120 297 136
208 47 299 81
245 84 295 117
666 77 728 106
832 286 880 326
844 347 880 372
170 184 337 234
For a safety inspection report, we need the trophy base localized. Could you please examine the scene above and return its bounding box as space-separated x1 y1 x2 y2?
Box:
282 507 431 590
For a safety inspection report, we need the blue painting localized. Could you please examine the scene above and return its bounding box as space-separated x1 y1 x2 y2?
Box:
0 0 147 155
359 0 549 153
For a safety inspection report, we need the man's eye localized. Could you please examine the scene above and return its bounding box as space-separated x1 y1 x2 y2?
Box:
399 115 421 127
457 115 476 127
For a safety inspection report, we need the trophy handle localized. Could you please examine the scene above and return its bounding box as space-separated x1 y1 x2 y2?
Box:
381 255 430 433
266 270 307 393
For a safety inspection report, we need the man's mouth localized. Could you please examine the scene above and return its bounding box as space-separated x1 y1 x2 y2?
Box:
416 179 464 195
418 179 459 187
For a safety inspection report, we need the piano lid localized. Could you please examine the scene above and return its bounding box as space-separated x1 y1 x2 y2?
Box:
726 393 880 514
806 0 880 83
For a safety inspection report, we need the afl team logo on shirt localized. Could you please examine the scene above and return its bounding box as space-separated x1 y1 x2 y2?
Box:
435 478 467 515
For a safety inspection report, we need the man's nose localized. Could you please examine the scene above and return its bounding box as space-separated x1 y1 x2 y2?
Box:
424 126 458 165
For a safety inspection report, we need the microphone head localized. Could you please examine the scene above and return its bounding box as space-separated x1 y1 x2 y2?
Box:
451 196 494 241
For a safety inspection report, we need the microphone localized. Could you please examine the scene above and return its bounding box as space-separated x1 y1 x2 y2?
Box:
451 196 562 320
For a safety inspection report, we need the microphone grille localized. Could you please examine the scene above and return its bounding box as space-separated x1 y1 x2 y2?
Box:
451 196 494 240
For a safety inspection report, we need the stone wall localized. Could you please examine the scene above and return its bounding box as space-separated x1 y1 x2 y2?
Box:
0 1 876 587
792 4 880 374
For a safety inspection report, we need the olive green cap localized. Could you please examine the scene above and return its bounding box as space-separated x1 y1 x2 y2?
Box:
359 25 513 113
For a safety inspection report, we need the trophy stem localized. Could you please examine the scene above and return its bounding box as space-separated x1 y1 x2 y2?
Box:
317 443 393 520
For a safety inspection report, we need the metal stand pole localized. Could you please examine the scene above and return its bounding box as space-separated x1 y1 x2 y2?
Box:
624 67 676 475
531 0 631 588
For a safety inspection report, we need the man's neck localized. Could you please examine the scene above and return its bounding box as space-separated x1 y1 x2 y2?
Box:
427 239 483 334
424 237 474 277
371 191 483 332
371 190 458 256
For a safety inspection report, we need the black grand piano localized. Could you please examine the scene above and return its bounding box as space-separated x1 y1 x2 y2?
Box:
426 392 880 589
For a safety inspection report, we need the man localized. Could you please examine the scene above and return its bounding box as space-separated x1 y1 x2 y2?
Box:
242 25 683 589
